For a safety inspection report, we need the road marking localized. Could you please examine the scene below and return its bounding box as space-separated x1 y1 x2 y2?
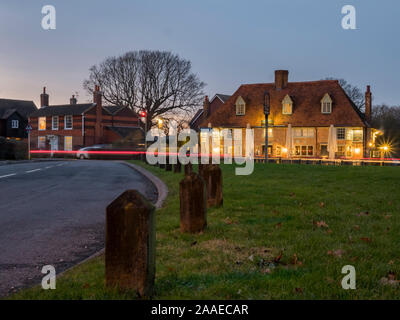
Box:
0 173 16 179
45 166 53 169
26 169 42 173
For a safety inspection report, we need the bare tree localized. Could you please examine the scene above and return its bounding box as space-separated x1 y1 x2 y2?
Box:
325 78 365 112
83 50 205 130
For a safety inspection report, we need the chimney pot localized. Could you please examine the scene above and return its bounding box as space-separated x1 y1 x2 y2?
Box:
365 85 372 123
204 95 211 118
275 70 289 90
40 86 49 108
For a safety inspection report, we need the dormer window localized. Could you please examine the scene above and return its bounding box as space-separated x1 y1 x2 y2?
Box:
282 94 293 115
235 96 246 115
321 93 332 114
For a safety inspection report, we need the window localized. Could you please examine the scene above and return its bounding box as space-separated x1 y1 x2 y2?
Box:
39 117 46 131
64 136 73 151
321 93 332 114
64 115 73 130
52 116 59 130
263 128 273 137
294 128 314 137
282 95 293 115
11 120 19 129
352 129 363 142
337 128 346 140
235 96 246 115
276 146 281 156
295 145 314 156
38 136 46 149
346 146 352 158
320 144 328 157
337 145 345 157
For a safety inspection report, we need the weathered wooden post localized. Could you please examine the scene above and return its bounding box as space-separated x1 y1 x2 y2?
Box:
180 163 207 233
208 164 223 207
199 164 223 208
174 161 182 173
184 162 193 176
165 155 172 171
105 190 155 297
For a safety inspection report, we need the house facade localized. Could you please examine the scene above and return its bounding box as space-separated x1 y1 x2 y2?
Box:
29 87 143 151
0 99 37 140
199 70 374 160
190 94 231 131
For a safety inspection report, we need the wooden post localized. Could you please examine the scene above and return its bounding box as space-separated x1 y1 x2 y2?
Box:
180 167 207 233
199 164 223 208
184 162 193 176
105 190 155 297
174 162 182 173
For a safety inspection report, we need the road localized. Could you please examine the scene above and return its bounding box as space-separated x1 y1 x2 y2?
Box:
0 160 157 297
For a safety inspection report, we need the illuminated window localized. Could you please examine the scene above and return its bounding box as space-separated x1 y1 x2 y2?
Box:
64 136 72 151
64 115 73 130
52 116 59 130
39 117 46 131
337 128 346 140
294 128 314 137
294 145 314 156
11 120 19 129
337 145 345 157
321 93 332 114
352 129 363 142
276 146 281 156
282 95 293 115
263 128 273 137
38 136 46 149
235 96 246 115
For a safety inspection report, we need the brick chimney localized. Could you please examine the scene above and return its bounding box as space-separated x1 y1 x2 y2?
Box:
40 87 49 108
70 95 77 105
365 85 372 123
203 95 210 118
275 70 289 90
93 85 103 144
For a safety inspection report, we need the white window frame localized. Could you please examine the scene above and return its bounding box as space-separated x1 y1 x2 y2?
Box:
282 94 293 115
64 136 73 151
11 120 19 129
38 136 46 149
337 128 346 140
38 117 46 131
294 145 314 156
64 115 73 130
321 93 332 114
235 96 246 116
52 116 59 130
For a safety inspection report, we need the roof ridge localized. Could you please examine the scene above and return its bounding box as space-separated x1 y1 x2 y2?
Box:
241 79 339 87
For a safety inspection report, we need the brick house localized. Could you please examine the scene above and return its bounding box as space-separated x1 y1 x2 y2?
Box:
0 99 37 140
190 94 231 131
199 70 374 159
29 86 143 151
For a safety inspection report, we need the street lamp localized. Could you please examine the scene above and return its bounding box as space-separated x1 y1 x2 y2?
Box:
263 91 271 162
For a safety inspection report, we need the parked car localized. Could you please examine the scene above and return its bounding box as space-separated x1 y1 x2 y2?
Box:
76 145 111 159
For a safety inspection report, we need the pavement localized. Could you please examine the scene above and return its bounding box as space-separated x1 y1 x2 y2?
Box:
0 160 158 297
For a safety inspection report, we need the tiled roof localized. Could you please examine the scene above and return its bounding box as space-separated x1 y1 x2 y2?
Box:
214 94 231 103
0 99 37 119
200 80 368 128
106 126 144 139
103 105 124 115
29 104 95 117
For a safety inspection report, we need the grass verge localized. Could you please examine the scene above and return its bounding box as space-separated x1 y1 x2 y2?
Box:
9 161 400 299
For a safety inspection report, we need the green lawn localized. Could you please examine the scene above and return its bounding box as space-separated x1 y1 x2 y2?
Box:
9 161 400 299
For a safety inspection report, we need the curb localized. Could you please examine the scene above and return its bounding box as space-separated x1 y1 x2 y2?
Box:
121 161 168 209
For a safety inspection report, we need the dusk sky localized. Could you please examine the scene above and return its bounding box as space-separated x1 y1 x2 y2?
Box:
0 0 399 107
